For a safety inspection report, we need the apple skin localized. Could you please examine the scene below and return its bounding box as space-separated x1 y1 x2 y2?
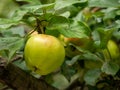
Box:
24 34 65 75
107 40 119 59
103 40 120 59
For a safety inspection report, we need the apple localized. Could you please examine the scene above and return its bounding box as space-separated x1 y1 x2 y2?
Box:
103 40 120 59
24 34 65 75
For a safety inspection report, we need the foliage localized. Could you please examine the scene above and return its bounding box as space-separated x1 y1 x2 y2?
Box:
0 0 120 89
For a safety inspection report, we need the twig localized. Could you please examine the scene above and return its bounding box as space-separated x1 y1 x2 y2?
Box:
0 62 57 90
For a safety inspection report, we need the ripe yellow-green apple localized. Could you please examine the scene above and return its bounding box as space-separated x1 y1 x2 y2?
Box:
103 40 120 59
24 34 65 75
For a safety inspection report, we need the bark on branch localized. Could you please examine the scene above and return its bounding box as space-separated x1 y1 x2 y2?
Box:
0 62 57 90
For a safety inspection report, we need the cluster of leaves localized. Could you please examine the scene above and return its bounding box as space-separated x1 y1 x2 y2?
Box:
0 0 120 89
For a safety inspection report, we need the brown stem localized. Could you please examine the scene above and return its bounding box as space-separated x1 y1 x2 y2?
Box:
36 18 45 34
0 62 57 90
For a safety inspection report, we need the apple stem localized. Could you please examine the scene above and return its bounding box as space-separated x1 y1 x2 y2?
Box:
40 24 45 34
24 27 37 39
36 18 46 34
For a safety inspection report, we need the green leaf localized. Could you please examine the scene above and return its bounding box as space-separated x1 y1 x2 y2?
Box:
54 0 87 10
12 3 54 21
52 73 69 90
113 20 120 39
0 18 19 30
16 0 41 4
61 62 77 81
60 21 91 38
8 38 24 61
12 9 29 21
101 62 119 76
84 69 101 86
45 29 60 37
21 3 55 13
92 28 114 49
73 11 84 22
47 15 69 28
103 8 118 20
66 55 80 66
60 11 70 18
115 20 120 29
14 60 29 71
0 26 25 37
0 37 24 62
113 30 120 40
40 0 55 4
46 15 69 36
0 37 19 50
82 51 101 61
88 0 120 7
55 5 79 17
116 9 120 15
47 15 91 38
98 28 114 48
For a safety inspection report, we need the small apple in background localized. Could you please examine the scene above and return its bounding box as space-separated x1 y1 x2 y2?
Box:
103 40 120 60
107 40 120 59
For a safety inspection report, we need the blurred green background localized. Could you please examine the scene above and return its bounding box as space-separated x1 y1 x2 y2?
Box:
0 0 19 18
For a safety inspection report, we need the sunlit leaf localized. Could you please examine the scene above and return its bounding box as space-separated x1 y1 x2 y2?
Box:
21 3 55 12
60 21 91 38
88 0 120 7
103 8 118 20
16 0 41 4
54 0 87 10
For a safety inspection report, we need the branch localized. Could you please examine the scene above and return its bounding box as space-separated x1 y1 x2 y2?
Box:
0 62 57 90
